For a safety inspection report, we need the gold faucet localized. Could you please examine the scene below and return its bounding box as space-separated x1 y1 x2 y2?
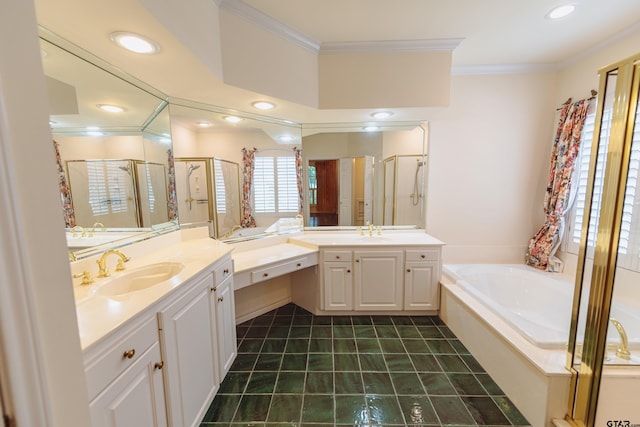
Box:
70 225 86 238
73 271 94 285
89 222 105 237
610 317 631 360
97 250 130 278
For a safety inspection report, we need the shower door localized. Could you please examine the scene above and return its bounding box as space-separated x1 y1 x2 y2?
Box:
567 53 640 426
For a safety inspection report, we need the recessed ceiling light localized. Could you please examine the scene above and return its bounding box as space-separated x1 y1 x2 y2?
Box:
224 116 243 123
545 3 577 20
371 111 393 119
252 101 276 110
363 126 380 132
97 104 125 113
197 121 211 127
110 32 160 54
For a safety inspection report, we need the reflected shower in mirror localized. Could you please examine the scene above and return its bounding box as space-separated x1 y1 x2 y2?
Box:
301 124 427 228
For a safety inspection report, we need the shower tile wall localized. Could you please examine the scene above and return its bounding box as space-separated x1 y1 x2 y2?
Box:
201 303 530 426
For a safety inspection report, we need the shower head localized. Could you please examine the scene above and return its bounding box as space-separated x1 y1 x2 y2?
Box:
118 165 132 175
188 164 201 176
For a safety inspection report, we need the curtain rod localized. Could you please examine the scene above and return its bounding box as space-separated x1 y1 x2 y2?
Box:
557 90 598 110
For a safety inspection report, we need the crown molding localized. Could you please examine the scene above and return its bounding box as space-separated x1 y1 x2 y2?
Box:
218 0 320 53
319 38 464 55
451 63 557 75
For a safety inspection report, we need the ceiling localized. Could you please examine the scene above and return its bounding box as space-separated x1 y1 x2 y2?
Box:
34 0 640 125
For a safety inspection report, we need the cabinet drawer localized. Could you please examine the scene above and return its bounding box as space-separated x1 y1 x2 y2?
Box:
85 316 158 399
405 249 440 262
213 257 233 286
251 256 312 284
323 250 353 262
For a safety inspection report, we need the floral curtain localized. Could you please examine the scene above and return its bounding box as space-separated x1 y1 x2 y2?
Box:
166 149 178 221
525 97 593 271
294 147 303 215
241 147 257 228
53 140 76 227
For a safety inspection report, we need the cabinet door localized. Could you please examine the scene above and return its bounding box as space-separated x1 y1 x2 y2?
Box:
90 342 167 427
354 250 403 311
404 260 440 310
323 261 353 310
159 276 219 427
212 275 237 380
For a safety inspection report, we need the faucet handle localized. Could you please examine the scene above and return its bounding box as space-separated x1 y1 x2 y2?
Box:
115 258 129 272
73 271 94 285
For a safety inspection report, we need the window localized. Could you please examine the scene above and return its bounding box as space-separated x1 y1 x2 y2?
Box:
214 160 226 213
253 155 299 214
87 161 129 216
308 165 317 206
565 101 640 270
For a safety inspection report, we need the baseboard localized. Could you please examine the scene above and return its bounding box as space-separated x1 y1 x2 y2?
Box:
235 296 292 324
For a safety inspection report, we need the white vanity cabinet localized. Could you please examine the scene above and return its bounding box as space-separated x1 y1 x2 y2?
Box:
404 249 441 310
316 242 442 314
159 272 220 427
322 250 354 310
354 249 404 311
85 316 167 427
211 257 237 379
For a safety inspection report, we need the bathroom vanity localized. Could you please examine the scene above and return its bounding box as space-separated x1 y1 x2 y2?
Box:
230 229 444 317
74 229 235 427
72 227 443 427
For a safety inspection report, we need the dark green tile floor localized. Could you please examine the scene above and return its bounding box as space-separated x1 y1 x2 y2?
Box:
201 303 531 426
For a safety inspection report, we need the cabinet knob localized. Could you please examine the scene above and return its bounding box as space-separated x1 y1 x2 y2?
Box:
296 263 302 267
335 256 340 260
123 349 135 359
223 268 229 274
154 361 164 370
211 286 217 292
218 296 224 302
356 259 360 263
347 269 351 273
263 273 269 277
421 254 426 259
407 268 411 273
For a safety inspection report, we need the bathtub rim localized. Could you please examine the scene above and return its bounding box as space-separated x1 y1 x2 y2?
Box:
440 269 570 377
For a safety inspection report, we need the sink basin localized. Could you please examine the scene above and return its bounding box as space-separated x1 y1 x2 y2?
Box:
91 262 185 297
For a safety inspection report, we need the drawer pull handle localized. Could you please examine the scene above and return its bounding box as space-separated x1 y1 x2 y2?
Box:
263 273 269 277
154 361 164 370
223 268 229 274
123 349 136 359
421 255 426 259
211 286 217 292
218 296 224 302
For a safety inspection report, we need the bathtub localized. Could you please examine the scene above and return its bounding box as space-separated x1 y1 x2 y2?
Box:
439 263 640 427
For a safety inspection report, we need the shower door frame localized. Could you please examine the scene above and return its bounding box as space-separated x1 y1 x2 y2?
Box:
566 53 640 427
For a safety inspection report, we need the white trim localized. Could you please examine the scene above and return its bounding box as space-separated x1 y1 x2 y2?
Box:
218 0 320 53
319 38 464 55
0 104 51 427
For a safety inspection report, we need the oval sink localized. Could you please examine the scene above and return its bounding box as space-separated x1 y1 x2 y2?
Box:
91 262 185 297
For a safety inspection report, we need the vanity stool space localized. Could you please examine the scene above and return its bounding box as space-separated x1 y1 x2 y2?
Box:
76 233 237 427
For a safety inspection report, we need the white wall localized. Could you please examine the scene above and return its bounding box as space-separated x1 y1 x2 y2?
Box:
0 0 90 425
426 71 558 263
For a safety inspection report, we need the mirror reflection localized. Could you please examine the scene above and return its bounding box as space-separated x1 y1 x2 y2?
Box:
42 32 178 257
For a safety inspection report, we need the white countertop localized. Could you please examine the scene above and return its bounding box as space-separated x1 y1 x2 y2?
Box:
232 242 317 272
288 230 445 247
73 231 232 351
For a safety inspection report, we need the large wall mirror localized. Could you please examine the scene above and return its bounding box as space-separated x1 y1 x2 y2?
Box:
301 123 427 229
41 30 178 259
